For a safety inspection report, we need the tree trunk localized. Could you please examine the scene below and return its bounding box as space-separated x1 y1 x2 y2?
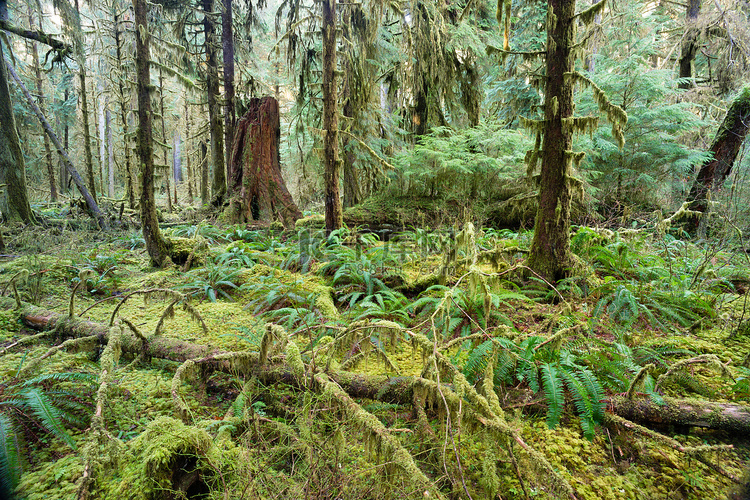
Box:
185 100 195 201
678 0 702 90
322 0 343 234
203 0 226 205
4 58 106 229
98 89 106 198
227 96 302 228
341 53 360 209
527 0 576 284
200 140 209 206
685 86 750 232
135 0 171 267
222 0 235 192
115 13 135 209
79 66 97 204
60 83 71 195
0 11 35 224
107 107 114 198
10 298 750 434
159 68 172 213
29 8 57 202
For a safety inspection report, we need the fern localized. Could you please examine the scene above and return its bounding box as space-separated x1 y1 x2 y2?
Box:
462 340 495 382
22 388 77 449
540 363 565 429
558 368 596 439
0 413 21 494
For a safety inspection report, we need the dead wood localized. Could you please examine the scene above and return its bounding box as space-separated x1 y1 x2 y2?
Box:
6 298 750 435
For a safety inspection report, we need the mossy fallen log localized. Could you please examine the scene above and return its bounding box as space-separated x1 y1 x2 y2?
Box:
610 395 750 434
6 298 750 434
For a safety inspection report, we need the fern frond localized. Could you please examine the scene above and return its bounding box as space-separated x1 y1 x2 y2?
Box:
20 372 97 387
575 366 605 422
22 388 76 449
540 363 564 429
559 368 596 440
463 340 494 382
0 413 21 493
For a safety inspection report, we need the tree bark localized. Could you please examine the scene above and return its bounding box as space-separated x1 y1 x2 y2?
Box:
9 298 750 434
29 8 57 202
200 140 209 206
114 13 135 209
222 0 236 191
135 0 171 267
203 0 226 205
159 67 172 213
107 108 114 198
678 0 702 90
0 32 35 223
4 57 107 230
685 86 750 232
185 100 195 201
227 96 302 228
527 0 576 283
78 62 97 204
322 0 343 234
341 52 361 209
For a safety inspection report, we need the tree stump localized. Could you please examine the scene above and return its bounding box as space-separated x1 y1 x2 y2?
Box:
227 96 301 228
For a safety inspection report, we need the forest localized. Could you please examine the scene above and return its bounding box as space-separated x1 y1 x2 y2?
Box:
1 0 750 497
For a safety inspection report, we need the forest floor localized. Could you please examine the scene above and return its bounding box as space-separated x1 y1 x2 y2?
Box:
1 206 750 500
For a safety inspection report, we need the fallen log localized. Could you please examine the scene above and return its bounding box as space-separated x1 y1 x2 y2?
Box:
5 298 750 434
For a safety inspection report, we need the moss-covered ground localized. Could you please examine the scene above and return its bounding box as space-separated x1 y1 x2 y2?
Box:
0 219 748 499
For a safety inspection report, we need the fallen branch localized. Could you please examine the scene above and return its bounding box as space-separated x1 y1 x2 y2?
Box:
6 298 750 434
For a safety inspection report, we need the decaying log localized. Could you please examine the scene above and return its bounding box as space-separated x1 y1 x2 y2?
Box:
6 298 750 434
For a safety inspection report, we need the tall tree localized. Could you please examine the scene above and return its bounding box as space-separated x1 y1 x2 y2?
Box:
135 0 171 267
5 56 107 229
28 7 57 202
685 86 750 231
519 0 625 282
114 10 136 208
322 0 342 234
202 0 226 205
73 0 98 204
678 0 702 89
0 0 35 223
222 0 235 186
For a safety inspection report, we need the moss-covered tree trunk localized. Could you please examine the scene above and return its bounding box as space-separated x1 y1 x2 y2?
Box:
10 298 750 435
203 0 226 206
322 0 343 234
135 0 171 267
526 0 576 283
342 79 360 209
200 139 209 205
114 12 136 209
29 8 57 203
678 0 702 90
158 67 172 213
4 56 107 229
685 86 750 232
227 96 302 227
222 0 235 193
74 0 97 204
0 3 35 224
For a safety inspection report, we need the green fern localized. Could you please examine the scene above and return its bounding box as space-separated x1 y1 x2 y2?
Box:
540 363 565 429
21 388 76 449
0 413 21 495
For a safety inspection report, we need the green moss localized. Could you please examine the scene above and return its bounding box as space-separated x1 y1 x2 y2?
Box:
111 416 214 499
17 453 83 500
294 213 326 230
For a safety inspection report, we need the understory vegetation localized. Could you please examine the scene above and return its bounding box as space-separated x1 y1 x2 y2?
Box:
1 212 749 500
